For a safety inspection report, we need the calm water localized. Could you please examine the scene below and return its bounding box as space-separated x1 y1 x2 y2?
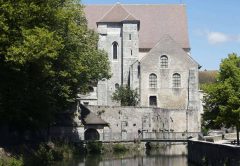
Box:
55 144 196 166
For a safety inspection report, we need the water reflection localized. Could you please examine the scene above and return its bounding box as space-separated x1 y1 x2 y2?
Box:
55 144 195 166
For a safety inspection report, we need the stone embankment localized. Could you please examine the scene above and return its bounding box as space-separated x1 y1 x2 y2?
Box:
188 140 240 166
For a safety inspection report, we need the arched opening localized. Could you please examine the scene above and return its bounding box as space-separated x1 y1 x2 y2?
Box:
84 128 100 140
173 73 181 88
112 42 118 60
149 73 157 88
160 55 168 68
115 83 120 90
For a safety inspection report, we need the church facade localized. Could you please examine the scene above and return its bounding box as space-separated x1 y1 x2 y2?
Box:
81 3 201 111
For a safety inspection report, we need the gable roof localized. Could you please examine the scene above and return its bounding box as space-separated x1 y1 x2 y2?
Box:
98 3 138 22
80 104 108 126
140 34 198 66
84 4 190 49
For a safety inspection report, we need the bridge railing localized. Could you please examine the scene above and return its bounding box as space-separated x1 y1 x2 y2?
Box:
100 132 200 142
142 132 199 140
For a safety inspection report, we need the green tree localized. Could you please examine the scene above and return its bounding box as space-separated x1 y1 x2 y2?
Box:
202 53 240 145
0 0 110 131
112 86 139 106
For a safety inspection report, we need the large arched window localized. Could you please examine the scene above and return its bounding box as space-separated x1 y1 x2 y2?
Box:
160 55 168 68
112 42 118 60
173 73 181 88
149 73 157 88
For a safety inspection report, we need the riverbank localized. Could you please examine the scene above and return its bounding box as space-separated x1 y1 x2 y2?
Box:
0 141 187 165
188 140 240 166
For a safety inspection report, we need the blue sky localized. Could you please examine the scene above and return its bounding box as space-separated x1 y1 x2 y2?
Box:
82 0 240 70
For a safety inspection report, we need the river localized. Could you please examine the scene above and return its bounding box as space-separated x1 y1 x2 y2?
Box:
54 144 196 166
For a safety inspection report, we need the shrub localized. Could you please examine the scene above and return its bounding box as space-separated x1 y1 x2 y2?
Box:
0 156 23 166
86 141 102 154
113 144 128 153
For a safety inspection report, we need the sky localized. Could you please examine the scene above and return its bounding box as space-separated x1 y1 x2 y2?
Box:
82 0 240 70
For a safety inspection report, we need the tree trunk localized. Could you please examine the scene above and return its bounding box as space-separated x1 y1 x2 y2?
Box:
237 126 239 145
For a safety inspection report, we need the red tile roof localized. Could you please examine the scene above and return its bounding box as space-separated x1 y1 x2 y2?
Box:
84 4 190 49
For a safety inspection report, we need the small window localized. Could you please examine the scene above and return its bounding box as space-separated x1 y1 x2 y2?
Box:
112 42 118 60
115 83 119 89
173 73 181 88
149 96 157 106
129 34 131 40
149 73 157 88
160 55 168 68
130 49 132 55
83 102 89 106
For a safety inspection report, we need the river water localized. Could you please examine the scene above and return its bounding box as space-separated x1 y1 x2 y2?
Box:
55 144 196 166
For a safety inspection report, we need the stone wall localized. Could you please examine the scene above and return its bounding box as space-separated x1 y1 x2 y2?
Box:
140 35 200 109
188 140 240 166
87 105 200 134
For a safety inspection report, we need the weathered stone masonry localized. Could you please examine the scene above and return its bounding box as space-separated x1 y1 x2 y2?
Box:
88 106 200 134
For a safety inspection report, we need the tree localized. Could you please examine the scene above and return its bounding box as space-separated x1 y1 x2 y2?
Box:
0 0 110 131
112 86 139 106
202 53 240 145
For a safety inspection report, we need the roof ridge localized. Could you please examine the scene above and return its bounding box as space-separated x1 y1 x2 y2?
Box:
85 4 186 6
97 4 116 22
98 3 138 22
122 5 139 21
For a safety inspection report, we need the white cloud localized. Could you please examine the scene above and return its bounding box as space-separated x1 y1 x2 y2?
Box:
207 31 240 45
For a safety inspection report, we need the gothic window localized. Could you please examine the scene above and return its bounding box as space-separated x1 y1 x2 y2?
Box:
173 73 181 88
112 42 118 60
129 34 132 40
149 96 157 106
149 73 157 88
160 55 168 68
130 49 132 55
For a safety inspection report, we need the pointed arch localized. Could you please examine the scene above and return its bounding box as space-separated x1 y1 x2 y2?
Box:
112 41 118 60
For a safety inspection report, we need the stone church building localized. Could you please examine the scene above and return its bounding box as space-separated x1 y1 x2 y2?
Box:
81 3 201 111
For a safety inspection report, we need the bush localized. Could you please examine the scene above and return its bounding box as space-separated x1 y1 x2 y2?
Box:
113 144 128 153
34 143 54 165
0 156 23 166
86 141 102 154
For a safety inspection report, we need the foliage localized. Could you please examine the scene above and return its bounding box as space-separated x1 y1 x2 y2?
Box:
86 141 102 154
202 53 240 144
31 142 83 165
0 156 23 166
112 144 128 153
34 143 54 165
112 86 139 106
199 70 218 86
0 0 110 131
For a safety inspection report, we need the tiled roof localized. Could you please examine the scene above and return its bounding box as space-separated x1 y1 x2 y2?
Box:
84 4 190 49
80 104 108 126
98 3 138 22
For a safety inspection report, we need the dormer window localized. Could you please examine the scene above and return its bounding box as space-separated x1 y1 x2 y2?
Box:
160 55 168 68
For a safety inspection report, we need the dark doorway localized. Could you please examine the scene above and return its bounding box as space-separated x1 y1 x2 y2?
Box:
149 96 157 106
84 128 100 140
